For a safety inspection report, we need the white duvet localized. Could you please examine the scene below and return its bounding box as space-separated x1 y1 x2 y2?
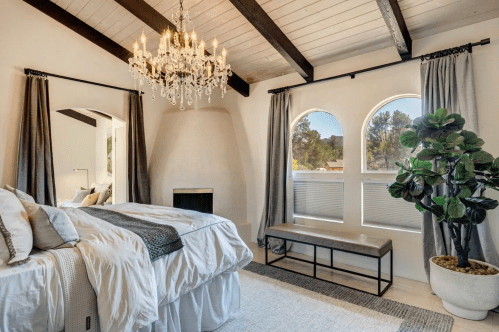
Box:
0 203 253 332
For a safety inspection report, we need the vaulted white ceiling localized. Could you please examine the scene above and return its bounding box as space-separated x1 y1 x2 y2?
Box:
51 0 499 84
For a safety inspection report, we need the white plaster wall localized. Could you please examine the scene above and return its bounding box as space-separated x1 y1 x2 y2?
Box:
149 106 247 226
0 0 166 189
51 112 96 200
222 18 499 282
95 118 113 185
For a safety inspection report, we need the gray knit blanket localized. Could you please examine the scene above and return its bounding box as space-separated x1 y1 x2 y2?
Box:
80 207 183 262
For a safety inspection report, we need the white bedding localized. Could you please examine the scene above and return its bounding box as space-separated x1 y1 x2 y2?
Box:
0 250 64 332
99 204 253 307
0 203 252 332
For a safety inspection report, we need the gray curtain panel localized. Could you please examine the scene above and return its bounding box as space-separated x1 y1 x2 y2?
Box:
17 75 57 206
128 92 151 204
421 52 499 282
257 91 290 254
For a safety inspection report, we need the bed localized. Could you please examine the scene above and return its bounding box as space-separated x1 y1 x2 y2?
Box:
0 203 253 332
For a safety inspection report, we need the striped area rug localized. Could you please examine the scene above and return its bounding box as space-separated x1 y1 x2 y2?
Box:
215 262 453 332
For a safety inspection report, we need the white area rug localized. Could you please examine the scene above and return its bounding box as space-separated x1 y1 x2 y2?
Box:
215 262 453 332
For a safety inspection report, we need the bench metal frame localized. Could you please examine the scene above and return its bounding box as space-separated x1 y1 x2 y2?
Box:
265 235 393 297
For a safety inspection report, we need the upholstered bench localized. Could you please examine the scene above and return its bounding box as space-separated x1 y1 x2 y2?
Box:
265 223 393 296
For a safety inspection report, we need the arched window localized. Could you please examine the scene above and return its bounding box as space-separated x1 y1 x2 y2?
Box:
292 111 343 172
364 97 421 172
292 110 344 223
361 96 422 232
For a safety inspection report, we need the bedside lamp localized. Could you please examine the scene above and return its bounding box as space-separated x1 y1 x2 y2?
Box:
73 169 89 190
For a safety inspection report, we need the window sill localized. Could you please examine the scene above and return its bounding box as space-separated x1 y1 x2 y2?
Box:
294 215 343 224
361 222 421 234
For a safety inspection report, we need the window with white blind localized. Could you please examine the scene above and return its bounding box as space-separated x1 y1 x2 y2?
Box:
292 110 344 222
361 96 423 232
294 179 344 221
362 181 421 232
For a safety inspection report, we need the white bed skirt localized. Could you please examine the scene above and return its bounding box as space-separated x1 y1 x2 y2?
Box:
138 271 241 332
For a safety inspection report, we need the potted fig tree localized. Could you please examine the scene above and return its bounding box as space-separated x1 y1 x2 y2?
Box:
387 108 499 320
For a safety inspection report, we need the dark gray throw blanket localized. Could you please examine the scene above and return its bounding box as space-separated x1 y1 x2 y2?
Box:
80 207 183 262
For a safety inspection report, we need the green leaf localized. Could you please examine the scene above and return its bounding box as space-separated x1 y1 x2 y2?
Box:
441 118 455 125
410 157 432 171
463 157 474 172
387 181 405 199
463 197 499 210
408 175 424 196
435 108 448 120
436 160 448 175
446 133 464 146
425 175 445 186
457 186 472 198
443 114 465 131
396 172 412 183
455 163 473 182
491 157 499 174
432 142 445 150
400 131 420 148
433 196 446 206
471 151 494 164
415 203 427 213
417 149 441 161
446 197 466 218
467 207 487 224
461 130 478 141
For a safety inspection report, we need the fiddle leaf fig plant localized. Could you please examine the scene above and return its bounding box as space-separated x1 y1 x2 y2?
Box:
387 108 499 268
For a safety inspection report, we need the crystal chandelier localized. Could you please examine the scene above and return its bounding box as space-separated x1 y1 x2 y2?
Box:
128 0 231 110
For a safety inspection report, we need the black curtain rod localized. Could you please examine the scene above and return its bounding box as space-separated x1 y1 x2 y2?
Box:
268 38 490 94
24 68 144 95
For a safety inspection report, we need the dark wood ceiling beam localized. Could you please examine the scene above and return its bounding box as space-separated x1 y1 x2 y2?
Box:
57 109 97 127
376 0 412 60
228 0 314 82
115 0 250 97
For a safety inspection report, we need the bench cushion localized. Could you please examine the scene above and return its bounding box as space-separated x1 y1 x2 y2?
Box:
266 224 392 257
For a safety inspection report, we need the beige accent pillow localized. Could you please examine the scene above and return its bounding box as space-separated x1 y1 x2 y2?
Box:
20 200 79 250
81 192 100 207
0 189 33 267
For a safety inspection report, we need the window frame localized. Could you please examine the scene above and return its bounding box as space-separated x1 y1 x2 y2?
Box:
291 109 345 175
361 94 421 174
290 109 345 224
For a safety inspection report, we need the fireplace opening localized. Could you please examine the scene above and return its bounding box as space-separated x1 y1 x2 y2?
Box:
173 188 213 214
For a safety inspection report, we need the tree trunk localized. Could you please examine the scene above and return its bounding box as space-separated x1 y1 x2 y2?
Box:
457 250 471 268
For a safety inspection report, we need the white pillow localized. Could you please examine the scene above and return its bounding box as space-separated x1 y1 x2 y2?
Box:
71 189 92 203
91 182 111 195
0 189 33 267
4 185 36 203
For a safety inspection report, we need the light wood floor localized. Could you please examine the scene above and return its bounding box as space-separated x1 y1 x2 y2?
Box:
247 242 499 332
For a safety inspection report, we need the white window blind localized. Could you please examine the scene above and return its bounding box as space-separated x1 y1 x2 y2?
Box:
293 179 343 221
362 181 421 232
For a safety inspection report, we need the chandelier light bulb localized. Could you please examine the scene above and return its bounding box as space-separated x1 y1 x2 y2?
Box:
140 32 146 44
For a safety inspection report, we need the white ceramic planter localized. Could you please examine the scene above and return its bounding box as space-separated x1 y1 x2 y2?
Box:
430 257 499 320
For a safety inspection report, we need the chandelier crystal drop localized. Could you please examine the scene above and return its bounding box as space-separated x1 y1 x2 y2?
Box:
128 0 231 110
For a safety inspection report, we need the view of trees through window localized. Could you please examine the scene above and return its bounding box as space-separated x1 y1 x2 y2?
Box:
365 98 422 171
292 111 343 171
